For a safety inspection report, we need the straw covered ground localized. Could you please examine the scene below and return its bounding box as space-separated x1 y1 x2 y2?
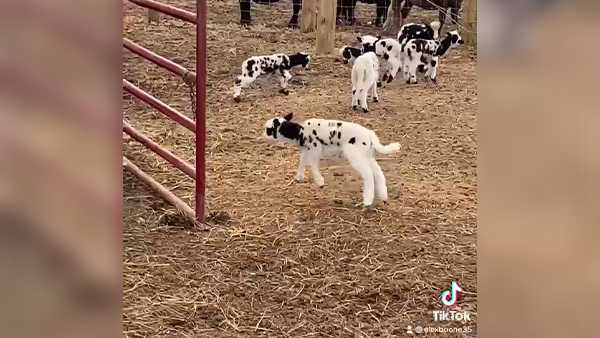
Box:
123 1 477 337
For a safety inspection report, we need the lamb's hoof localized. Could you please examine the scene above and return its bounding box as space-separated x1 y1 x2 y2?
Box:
373 97 379 103
387 76 394 83
352 105 358 111
431 78 437 84
295 176 304 183
362 108 368 113
377 81 382 88
279 89 290 95
233 96 241 103
382 74 389 82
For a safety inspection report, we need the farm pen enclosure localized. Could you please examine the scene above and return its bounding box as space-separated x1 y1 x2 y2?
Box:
123 0 477 337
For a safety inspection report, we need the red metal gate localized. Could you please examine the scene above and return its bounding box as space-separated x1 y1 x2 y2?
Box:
123 0 207 226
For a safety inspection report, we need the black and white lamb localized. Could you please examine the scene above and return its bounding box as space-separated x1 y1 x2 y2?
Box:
233 52 311 102
263 113 400 207
401 30 464 84
397 21 441 45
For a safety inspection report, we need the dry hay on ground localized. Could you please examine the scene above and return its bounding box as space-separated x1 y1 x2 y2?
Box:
123 1 477 337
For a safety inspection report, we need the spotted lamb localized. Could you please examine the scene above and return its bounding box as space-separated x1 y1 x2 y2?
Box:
264 113 400 207
233 52 310 102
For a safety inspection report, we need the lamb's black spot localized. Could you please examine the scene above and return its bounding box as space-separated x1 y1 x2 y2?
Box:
318 123 320 126
384 53 389 60
381 41 386 47
312 130 317 136
246 59 255 72
279 121 303 142
234 78 241 85
329 130 336 138
420 55 428 63
407 49 412 59
431 60 437 67
307 122 311 125
337 131 341 139
316 137 326 145
387 45 392 51
349 137 356 144
352 89 356 95
362 142 367 145
337 142 340 146
337 122 342 127
308 135 313 143
313 142 317 147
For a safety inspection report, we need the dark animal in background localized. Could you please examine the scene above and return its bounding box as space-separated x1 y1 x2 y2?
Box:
337 0 391 27
400 0 463 34
239 0 391 28
239 0 303 28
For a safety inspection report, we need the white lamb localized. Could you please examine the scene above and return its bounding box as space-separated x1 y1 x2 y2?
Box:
351 52 380 113
263 113 400 207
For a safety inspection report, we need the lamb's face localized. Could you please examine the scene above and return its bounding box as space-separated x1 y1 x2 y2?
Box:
374 40 392 59
302 54 311 69
358 35 379 53
263 113 294 144
448 31 464 48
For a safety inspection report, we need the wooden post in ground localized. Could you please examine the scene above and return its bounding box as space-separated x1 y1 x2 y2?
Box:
383 0 405 34
301 0 318 33
316 0 336 55
463 0 477 46
147 9 160 24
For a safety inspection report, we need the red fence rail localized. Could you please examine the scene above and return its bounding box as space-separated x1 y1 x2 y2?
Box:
123 0 206 225
128 0 197 24
122 79 196 132
123 38 197 83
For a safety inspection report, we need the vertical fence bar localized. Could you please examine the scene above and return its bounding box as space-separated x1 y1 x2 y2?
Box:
195 0 207 224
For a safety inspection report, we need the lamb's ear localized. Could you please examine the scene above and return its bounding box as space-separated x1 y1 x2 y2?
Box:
357 36 362 43
283 112 293 121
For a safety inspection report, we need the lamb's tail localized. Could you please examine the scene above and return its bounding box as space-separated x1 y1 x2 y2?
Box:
370 131 400 155
430 20 441 39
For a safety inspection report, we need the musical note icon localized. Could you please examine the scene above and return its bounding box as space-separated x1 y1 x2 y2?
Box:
441 281 463 307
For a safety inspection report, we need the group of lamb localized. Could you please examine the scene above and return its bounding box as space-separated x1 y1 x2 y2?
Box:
342 20 464 112
232 22 464 208
232 20 464 113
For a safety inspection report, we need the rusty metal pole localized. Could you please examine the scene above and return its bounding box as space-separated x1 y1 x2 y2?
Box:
195 0 207 224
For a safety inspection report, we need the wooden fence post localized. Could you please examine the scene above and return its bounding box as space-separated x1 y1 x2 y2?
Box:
316 0 336 55
301 0 318 33
463 0 477 46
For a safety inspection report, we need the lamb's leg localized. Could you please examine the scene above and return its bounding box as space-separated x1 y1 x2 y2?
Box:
372 82 379 103
406 59 418 84
295 150 307 182
360 86 369 113
428 57 439 83
279 69 292 95
387 59 401 83
369 157 388 203
309 157 325 187
345 148 375 207
352 87 358 110
233 75 255 101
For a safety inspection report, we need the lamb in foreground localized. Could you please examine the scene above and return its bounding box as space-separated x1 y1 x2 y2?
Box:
263 113 400 207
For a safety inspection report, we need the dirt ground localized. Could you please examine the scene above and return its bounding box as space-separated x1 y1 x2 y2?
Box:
123 1 477 337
